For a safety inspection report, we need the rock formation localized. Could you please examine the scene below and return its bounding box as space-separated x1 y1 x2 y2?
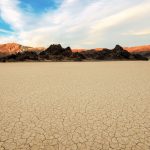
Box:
0 44 148 62
80 45 148 60
133 51 150 59
70 52 86 61
39 44 72 59
0 51 38 62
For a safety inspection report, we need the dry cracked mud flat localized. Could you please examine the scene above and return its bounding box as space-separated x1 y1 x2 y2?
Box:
0 62 150 150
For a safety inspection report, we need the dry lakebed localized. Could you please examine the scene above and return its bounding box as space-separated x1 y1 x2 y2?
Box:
0 62 150 150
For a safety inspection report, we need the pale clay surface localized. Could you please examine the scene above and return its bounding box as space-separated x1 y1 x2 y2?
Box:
0 62 150 150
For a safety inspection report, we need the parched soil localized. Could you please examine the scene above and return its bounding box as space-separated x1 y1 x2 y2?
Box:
0 62 150 150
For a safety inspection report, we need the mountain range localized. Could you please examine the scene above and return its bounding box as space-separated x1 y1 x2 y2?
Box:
0 43 149 62
73 45 150 52
0 43 150 59
72 46 150 59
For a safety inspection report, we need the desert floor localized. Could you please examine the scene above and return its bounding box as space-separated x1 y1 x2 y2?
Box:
0 62 150 150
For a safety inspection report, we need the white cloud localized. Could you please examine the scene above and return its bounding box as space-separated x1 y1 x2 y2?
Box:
0 0 150 48
90 1 150 33
0 0 26 30
123 29 150 36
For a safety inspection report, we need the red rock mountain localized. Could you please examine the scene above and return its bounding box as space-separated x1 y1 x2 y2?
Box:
73 45 150 52
0 43 21 56
72 49 85 52
125 45 150 52
0 43 45 56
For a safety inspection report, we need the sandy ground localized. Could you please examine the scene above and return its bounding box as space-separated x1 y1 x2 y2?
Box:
0 62 150 150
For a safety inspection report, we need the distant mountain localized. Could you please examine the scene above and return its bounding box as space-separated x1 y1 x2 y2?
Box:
73 45 150 59
1 43 150 58
0 44 148 62
125 45 150 59
73 45 150 52
72 49 86 52
0 43 45 57
72 48 103 52
80 45 148 61
0 43 22 57
125 45 150 52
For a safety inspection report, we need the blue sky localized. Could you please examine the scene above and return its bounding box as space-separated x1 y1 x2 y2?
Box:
20 0 60 13
0 0 150 48
0 18 10 29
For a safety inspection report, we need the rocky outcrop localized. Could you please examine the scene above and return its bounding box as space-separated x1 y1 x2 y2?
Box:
39 44 72 60
131 51 150 59
81 50 99 59
40 44 72 56
80 45 148 60
0 51 38 62
70 52 86 61
0 44 148 62
112 45 131 58
132 53 150 60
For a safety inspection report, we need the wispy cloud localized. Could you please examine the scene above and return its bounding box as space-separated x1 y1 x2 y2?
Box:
123 29 150 36
0 0 150 48
0 28 14 34
0 0 27 30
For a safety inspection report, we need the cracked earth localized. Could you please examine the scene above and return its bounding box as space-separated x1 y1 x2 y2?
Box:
0 62 150 150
